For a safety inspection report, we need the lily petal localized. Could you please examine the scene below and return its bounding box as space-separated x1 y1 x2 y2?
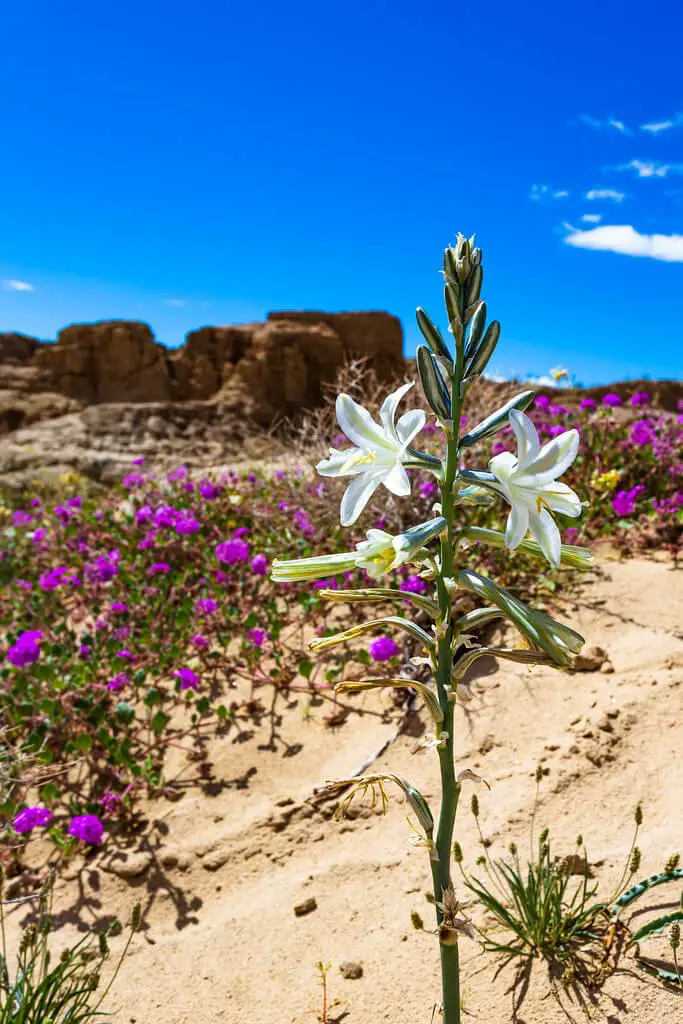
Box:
379 382 414 442
336 394 394 452
528 506 561 568
316 447 364 478
540 481 582 517
489 450 518 484
514 429 579 487
509 409 540 466
396 407 427 446
505 503 529 550
340 472 383 526
383 462 411 496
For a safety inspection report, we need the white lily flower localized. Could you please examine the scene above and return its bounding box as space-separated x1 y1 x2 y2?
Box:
317 382 426 526
488 409 581 568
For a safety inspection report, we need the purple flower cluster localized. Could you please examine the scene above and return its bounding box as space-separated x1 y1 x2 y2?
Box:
174 667 199 690
13 806 52 832
400 574 427 595
68 814 104 845
216 539 249 564
611 485 646 517
7 630 43 667
369 636 400 662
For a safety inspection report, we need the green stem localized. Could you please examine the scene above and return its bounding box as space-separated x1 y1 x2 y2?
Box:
431 308 466 1024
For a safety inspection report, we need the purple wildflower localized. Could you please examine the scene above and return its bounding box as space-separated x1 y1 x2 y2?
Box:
12 807 53 833
195 598 219 616
612 485 646 517
99 790 123 813
147 562 171 576
370 637 400 662
631 391 650 407
251 553 268 576
39 566 71 590
123 472 144 488
198 480 220 500
110 602 128 614
400 575 427 595
132 456 145 465
68 814 104 845
192 634 209 649
12 510 32 527
135 505 154 524
7 630 43 667
247 628 268 648
215 540 249 564
535 395 551 410
107 672 129 692
174 667 199 691
580 398 597 411
175 513 201 535
602 393 622 408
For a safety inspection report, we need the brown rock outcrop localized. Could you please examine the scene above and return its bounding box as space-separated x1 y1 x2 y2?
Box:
34 321 172 404
267 310 403 379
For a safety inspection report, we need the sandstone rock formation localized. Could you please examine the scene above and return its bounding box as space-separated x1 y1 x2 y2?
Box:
1 310 404 429
0 311 405 486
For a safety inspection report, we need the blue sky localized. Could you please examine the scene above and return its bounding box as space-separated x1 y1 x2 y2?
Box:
1 0 681 385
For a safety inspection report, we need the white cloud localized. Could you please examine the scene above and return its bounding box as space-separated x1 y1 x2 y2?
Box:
585 188 626 202
164 298 186 307
641 119 674 134
530 184 570 201
524 374 570 388
616 159 683 178
578 114 631 134
1 278 35 292
564 223 683 262
640 113 683 134
581 213 602 223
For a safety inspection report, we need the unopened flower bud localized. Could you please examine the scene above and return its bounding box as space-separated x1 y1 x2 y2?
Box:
471 794 479 818
411 910 424 930
629 847 642 875
453 841 463 863
539 827 549 845
634 802 643 826
671 922 681 952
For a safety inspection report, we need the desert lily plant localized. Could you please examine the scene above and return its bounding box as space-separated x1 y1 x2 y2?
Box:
272 233 590 1023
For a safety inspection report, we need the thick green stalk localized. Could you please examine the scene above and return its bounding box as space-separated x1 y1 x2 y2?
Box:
431 315 466 1024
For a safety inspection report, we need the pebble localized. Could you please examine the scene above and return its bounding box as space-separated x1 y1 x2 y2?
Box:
110 852 152 879
294 897 318 917
339 961 363 979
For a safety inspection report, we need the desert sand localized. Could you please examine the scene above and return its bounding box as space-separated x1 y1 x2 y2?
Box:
7 555 683 1024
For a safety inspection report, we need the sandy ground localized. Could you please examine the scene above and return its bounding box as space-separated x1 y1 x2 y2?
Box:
7 555 683 1024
